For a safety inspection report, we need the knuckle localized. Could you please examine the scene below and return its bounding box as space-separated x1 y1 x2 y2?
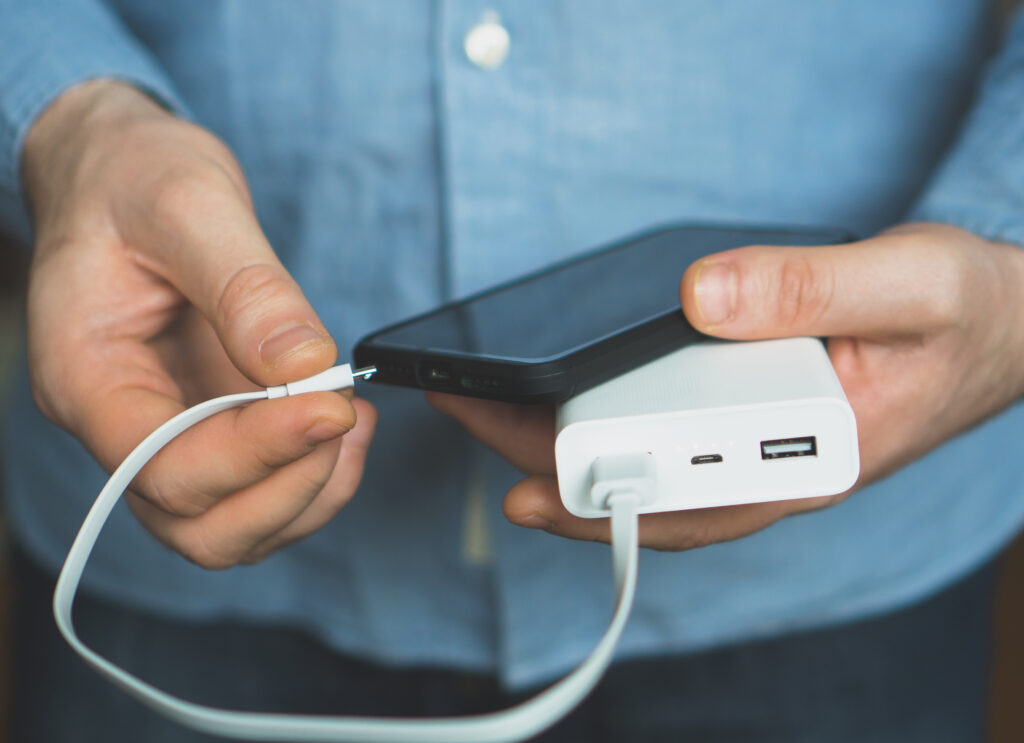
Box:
133 466 213 518
292 458 334 495
920 244 970 328
173 121 248 191
774 255 834 329
215 263 292 332
246 438 283 476
176 527 239 571
232 410 296 475
149 169 214 230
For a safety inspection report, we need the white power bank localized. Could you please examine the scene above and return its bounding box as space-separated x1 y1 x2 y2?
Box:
555 337 859 518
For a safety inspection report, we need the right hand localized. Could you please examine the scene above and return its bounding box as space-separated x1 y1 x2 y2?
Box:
22 80 377 568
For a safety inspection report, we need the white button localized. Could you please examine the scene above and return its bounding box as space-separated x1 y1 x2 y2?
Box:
464 11 510 70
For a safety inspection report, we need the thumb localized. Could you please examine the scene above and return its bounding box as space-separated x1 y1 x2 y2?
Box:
680 229 945 340
129 172 336 385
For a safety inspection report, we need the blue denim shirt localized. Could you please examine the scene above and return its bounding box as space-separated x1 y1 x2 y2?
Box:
2 1 1023 688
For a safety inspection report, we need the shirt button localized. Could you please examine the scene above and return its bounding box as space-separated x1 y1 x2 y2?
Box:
464 11 510 70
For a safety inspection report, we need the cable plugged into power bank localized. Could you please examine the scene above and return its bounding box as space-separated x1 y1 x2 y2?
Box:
53 362 644 743
589 452 657 510
54 339 858 742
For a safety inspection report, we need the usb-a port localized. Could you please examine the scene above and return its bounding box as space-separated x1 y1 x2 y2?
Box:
761 436 817 460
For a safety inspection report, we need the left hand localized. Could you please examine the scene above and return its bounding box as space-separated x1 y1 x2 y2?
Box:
429 223 1024 550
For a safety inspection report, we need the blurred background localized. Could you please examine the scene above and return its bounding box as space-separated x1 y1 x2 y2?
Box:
0 236 26 739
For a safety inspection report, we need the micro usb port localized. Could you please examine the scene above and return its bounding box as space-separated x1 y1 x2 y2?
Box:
761 436 817 460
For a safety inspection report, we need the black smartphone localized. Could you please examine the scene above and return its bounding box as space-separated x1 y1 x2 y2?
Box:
353 223 855 404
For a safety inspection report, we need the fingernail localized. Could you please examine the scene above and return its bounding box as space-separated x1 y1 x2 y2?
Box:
694 262 737 325
517 513 555 531
259 322 323 366
305 420 347 445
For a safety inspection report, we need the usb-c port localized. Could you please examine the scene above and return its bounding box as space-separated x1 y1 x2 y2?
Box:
761 436 817 460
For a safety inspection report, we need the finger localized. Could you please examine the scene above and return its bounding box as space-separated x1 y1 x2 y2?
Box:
128 437 344 570
427 392 556 474
132 391 354 517
504 477 835 550
118 167 336 386
680 228 963 340
242 398 378 562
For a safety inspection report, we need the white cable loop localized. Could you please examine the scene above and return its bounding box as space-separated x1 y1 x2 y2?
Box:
53 366 642 742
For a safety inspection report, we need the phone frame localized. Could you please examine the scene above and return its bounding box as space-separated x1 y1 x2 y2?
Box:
352 222 855 404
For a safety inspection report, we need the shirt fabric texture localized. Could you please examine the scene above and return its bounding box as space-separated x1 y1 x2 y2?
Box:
1 0 1022 689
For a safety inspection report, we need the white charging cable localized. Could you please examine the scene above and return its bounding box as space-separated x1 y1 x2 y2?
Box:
53 363 646 743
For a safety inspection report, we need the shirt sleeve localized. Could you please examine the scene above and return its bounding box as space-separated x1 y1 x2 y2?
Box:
910 9 1024 246
0 0 189 246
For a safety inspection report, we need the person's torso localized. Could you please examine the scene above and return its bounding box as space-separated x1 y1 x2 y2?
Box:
6 0 1023 687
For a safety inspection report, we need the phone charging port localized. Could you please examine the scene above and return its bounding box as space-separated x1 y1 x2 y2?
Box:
417 361 454 388
428 366 452 383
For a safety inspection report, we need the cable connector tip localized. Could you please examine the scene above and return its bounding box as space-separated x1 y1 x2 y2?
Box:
267 363 374 399
353 365 377 381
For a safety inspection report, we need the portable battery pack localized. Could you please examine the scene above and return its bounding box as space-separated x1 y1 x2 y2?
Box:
555 337 860 518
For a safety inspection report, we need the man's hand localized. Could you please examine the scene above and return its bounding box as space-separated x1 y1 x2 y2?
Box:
23 80 376 568
430 223 1024 549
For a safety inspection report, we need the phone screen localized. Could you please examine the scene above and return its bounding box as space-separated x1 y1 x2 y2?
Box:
364 225 845 363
